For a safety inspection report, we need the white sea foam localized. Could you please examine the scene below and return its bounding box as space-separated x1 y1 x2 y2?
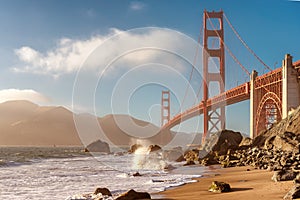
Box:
132 146 168 170
0 154 203 199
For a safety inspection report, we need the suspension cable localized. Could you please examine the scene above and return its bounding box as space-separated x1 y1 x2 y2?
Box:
195 80 202 103
224 14 272 72
194 28 205 104
179 26 203 113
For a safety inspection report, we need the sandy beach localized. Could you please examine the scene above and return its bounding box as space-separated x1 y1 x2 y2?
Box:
160 166 293 200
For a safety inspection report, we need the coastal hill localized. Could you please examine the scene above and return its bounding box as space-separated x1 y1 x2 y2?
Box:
0 100 81 146
0 100 200 147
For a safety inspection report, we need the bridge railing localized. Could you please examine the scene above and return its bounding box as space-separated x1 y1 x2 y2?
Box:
254 68 282 89
207 82 250 107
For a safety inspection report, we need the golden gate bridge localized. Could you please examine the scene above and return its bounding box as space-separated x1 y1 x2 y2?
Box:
160 10 300 143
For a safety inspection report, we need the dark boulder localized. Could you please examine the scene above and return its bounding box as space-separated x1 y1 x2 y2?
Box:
239 137 252 150
271 170 298 182
284 184 300 200
212 130 243 155
208 181 231 193
200 152 219 166
84 140 110 153
294 173 300 184
269 132 299 152
184 149 199 161
128 144 143 153
93 187 112 196
147 144 162 153
220 157 239 168
132 172 142 177
252 132 269 149
116 189 151 200
183 160 196 166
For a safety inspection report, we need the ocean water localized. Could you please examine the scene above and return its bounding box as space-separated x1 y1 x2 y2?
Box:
0 147 204 199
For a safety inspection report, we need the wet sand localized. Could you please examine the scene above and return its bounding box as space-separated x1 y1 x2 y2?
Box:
159 166 293 200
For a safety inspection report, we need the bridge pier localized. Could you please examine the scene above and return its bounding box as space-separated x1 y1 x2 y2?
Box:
250 70 258 139
282 54 300 118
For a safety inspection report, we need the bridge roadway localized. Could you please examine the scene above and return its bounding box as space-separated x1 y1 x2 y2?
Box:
162 82 250 130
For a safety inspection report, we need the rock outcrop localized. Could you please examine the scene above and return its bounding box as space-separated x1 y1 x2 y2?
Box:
184 149 199 162
93 187 112 196
211 130 243 155
199 130 243 159
84 140 110 153
116 189 151 200
147 144 162 153
239 137 252 150
272 170 298 182
68 187 152 200
132 172 142 177
284 184 300 200
208 181 231 193
199 106 300 168
128 144 143 154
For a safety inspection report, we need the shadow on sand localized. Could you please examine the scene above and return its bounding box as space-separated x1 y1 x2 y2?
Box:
231 187 253 192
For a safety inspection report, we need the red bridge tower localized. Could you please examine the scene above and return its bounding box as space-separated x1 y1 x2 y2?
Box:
161 90 170 126
202 10 225 143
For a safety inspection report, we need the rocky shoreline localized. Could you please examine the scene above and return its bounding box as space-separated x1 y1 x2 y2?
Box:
181 106 300 199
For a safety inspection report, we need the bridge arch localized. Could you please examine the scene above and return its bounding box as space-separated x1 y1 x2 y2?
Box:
255 92 282 135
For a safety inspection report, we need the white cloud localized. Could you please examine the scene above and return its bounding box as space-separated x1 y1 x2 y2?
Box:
129 1 146 11
0 89 50 104
13 28 201 77
13 33 108 76
15 47 40 63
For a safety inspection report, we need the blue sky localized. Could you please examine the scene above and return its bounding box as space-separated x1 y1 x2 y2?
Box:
0 0 299 135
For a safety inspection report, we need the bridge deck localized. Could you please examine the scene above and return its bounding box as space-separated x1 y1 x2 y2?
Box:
163 82 250 129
